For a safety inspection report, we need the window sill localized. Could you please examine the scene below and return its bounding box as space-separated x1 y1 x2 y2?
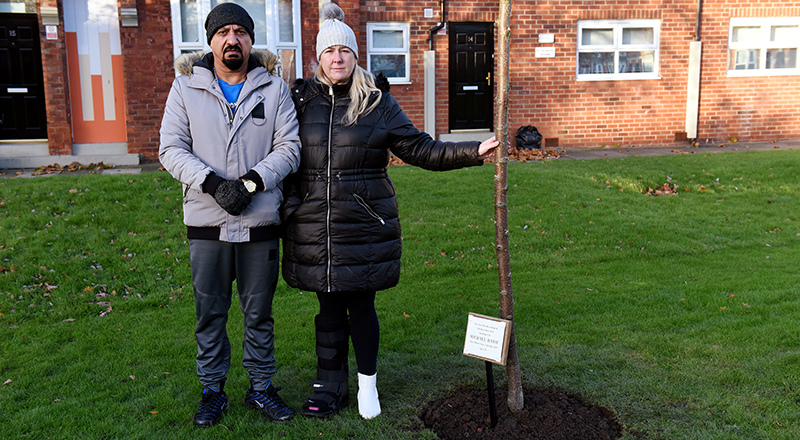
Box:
387 80 413 85
576 75 661 81
726 70 800 77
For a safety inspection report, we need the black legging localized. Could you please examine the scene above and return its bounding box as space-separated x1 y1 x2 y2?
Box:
316 291 379 376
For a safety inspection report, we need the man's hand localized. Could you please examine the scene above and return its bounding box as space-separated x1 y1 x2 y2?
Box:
214 179 252 215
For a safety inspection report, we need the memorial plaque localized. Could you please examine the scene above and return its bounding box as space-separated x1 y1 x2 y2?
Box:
463 313 512 365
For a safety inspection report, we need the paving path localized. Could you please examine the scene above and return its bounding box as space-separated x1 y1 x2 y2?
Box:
2 140 799 178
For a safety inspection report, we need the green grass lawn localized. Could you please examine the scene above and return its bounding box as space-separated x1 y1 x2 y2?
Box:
1 149 799 439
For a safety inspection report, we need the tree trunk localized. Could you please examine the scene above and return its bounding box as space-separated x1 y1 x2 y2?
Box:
493 0 524 413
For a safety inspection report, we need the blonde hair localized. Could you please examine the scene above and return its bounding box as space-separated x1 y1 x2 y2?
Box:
315 64 382 126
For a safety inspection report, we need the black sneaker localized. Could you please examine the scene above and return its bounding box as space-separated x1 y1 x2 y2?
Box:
243 381 296 422
193 386 229 427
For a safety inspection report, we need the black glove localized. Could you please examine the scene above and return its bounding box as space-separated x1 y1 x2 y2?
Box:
214 179 252 216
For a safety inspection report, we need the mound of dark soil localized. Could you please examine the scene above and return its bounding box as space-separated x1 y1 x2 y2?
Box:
421 386 624 440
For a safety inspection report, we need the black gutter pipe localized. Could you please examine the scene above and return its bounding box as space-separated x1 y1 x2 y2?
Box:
695 0 703 41
428 0 447 51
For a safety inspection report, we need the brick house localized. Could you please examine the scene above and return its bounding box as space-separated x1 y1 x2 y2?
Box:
1 0 797 167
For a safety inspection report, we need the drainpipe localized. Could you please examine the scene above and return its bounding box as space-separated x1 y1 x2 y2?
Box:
424 0 447 135
427 0 447 51
695 0 703 41
685 0 703 142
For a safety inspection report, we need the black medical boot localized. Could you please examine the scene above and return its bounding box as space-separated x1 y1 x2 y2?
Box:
301 315 350 418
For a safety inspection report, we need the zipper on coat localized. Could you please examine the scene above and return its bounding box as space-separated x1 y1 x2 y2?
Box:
353 194 385 225
218 93 234 127
224 105 233 127
325 85 334 292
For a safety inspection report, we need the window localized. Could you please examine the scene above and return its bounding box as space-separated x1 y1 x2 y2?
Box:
728 17 800 76
169 0 302 83
577 20 660 80
367 22 410 84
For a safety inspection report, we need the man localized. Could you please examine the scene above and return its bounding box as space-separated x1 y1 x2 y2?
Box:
159 3 300 427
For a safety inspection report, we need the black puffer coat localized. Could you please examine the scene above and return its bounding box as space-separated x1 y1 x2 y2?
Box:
281 77 483 293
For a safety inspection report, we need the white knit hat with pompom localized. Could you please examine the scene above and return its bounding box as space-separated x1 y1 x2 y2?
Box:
316 3 358 60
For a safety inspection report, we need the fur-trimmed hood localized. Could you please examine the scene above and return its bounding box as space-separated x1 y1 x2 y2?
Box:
173 49 278 76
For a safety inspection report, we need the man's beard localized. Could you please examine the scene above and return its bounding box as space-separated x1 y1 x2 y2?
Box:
223 56 244 70
222 47 244 70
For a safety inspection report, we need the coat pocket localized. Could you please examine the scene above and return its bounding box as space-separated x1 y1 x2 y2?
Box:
251 102 266 126
353 193 385 225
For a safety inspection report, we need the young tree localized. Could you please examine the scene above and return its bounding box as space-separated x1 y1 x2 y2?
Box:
493 0 524 413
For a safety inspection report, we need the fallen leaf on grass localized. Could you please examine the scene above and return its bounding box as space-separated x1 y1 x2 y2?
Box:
2 379 11 386
644 183 679 196
129 375 136 380
62 318 76 322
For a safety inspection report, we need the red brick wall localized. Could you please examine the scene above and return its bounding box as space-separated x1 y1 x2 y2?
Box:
506 2 694 148
695 3 800 144
39 0 72 155
301 0 363 78
361 1 461 136
344 0 800 147
118 0 176 161
301 0 321 77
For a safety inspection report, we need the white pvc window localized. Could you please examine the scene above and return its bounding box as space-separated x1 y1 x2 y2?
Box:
367 22 410 84
577 20 660 81
728 17 800 76
169 0 302 83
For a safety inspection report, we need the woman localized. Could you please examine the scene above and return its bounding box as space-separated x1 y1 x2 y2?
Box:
281 3 497 420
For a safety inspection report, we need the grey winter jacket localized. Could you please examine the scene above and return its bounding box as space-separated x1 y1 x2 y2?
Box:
159 50 300 242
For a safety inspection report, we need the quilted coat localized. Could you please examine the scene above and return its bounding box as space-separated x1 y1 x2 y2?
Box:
281 76 484 293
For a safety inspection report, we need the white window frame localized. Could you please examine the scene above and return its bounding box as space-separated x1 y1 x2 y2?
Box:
577 19 660 81
727 17 800 77
168 0 303 82
366 22 411 84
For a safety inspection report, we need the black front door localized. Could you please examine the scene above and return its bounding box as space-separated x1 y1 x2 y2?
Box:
448 22 493 131
0 13 47 140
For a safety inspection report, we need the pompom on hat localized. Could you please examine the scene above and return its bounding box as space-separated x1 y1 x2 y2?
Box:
205 3 255 44
316 3 358 60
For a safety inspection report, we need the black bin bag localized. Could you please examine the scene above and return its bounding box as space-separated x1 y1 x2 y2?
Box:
515 125 543 149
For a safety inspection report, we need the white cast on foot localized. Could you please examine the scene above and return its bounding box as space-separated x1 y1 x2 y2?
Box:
357 372 381 419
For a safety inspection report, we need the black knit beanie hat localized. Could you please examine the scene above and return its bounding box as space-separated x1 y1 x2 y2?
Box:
205 3 255 44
